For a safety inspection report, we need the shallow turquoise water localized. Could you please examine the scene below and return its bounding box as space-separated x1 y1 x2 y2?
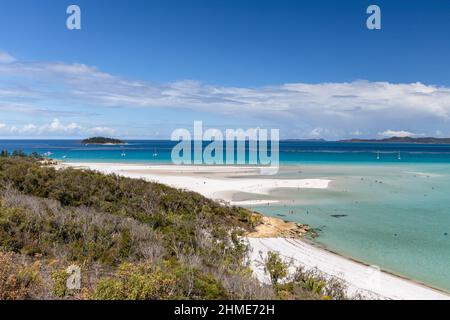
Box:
248 164 450 292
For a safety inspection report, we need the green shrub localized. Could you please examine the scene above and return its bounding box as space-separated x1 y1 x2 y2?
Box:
51 269 70 298
92 263 178 300
265 251 288 286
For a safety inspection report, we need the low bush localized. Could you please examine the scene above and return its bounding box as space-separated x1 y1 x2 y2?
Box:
0 252 43 300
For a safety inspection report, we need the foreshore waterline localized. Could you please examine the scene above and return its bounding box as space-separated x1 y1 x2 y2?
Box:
58 161 450 299
296 237 450 296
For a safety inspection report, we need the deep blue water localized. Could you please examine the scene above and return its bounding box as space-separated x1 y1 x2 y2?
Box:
2 139 450 164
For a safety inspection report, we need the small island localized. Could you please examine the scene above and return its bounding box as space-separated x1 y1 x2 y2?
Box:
82 137 125 145
340 137 450 144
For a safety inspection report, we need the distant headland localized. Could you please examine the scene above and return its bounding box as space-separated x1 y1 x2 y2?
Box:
340 137 450 144
81 137 126 145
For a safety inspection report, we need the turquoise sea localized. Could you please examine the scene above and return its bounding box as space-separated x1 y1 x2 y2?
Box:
1 140 450 292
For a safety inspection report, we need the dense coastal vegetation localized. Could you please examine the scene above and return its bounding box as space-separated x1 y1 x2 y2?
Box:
0 152 348 300
82 137 125 145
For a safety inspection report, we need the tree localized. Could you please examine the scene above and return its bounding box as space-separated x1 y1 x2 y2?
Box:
12 150 26 157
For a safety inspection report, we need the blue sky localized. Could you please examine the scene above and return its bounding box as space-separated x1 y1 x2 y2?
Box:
1 0 450 139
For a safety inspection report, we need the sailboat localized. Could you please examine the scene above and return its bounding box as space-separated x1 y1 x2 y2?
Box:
397 152 401 160
152 147 158 157
121 151 126 157
376 151 380 160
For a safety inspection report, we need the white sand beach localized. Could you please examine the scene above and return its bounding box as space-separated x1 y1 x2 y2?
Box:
247 237 450 300
61 162 450 300
59 163 330 203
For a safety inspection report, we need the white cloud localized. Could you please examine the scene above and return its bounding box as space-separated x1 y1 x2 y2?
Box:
67 122 81 130
309 127 330 138
47 118 74 132
379 130 422 138
1 56 450 138
21 124 38 133
0 119 116 137
351 130 363 136
89 126 116 136
7 119 82 135
0 51 16 64
44 119 82 134
3 60 450 120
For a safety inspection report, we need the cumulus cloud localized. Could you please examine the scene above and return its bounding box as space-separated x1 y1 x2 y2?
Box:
0 51 16 64
0 119 115 137
4 119 81 135
1 55 450 138
379 130 422 138
20 124 38 133
46 118 80 133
